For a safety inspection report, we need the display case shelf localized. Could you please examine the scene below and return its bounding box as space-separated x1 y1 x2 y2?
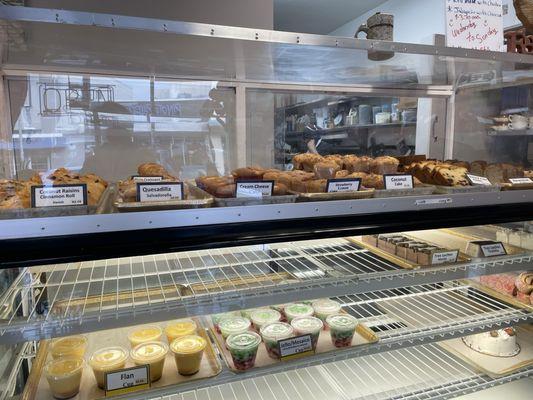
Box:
285 122 417 137
1 238 531 344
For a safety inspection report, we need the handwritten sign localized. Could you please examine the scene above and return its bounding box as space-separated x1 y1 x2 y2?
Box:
446 0 504 51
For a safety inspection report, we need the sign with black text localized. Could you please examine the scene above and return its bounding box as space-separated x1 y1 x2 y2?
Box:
31 184 87 208
384 174 414 190
278 334 314 360
136 182 184 202
131 175 164 183
480 242 507 257
326 178 361 193
105 365 150 396
509 177 533 185
466 174 492 186
431 250 459 265
235 180 274 198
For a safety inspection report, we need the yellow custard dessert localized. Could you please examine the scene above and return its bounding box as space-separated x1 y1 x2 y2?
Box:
170 335 206 375
89 346 128 389
130 341 168 382
45 358 84 399
128 325 162 348
164 319 197 343
50 335 88 360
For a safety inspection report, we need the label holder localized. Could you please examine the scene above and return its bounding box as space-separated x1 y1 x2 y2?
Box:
480 241 507 257
30 184 88 208
509 177 533 185
235 180 274 198
135 182 184 202
278 334 314 361
131 175 164 183
431 250 459 265
326 178 361 193
383 174 414 190
466 174 492 186
104 364 150 396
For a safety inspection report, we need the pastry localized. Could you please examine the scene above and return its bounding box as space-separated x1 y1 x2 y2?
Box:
313 162 340 180
345 156 373 173
470 160 487 176
232 167 265 180
293 153 323 172
370 156 400 174
515 272 533 294
462 328 520 357
431 165 469 186
305 179 327 193
138 162 175 179
335 170 351 178
361 174 384 189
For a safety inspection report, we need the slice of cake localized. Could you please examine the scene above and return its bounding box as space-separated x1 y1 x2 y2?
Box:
462 327 520 357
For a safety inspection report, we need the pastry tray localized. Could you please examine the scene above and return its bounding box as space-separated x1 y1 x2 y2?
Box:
288 189 375 202
22 319 222 400
114 183 213 212
0 185 115 220
209 320 378 373
433 184 501 194
499 182 533 191
373 185 436 198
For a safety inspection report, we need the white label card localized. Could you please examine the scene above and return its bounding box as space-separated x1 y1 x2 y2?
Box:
326 178 361 193
466 174 492 186
31 184 87 207
415 198 453 206
509 178 533 184
105 365 149 394
431 250 459 265
383 174 414 190
481 242 507 257
278 334 314 359
235 180 274 198
132 175 164 183
136 182 184 202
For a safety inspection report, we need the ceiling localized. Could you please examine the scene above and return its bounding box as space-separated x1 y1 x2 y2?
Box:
274 0 388 35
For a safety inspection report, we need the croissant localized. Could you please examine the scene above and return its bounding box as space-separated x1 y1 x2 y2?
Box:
515 272 533 294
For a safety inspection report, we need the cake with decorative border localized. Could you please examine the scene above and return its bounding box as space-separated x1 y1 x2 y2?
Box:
462 328 520 357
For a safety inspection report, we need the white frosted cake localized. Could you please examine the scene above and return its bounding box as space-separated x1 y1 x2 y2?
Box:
462 328 520 357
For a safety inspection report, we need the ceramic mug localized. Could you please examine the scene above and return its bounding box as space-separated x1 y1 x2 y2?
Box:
508 114 528 130
355 13 394 41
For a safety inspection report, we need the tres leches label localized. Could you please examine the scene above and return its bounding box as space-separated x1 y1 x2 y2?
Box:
105 365 150 395
235 180 274 198
480 242 507 257
326 178 361 193
278 334 314 360
509 177 533 185
31 184 87 208
466 174 492 186
136 182 184 202
431 250 459 265
383 174 414 190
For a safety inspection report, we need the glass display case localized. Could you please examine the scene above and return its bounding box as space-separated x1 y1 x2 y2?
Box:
0 4 532 400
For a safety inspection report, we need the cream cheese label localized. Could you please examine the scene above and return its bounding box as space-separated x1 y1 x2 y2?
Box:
235 180 274 198
384 174 414 190
31 184 87 207
326 178 361 193
136 182 184 202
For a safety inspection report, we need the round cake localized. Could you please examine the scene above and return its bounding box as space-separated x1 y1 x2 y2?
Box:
462 328 520 357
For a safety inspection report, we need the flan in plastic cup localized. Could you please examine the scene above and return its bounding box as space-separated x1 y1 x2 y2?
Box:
50 335 88 360
170 334 207 376
89 346 128 389
219 317 251 344
130 341 168 382
312 299 342 328
165 319 197 343
128 325 163 348
291 316 323 351
45 358 84 399
211 311 240 334
259 322 294 359
250 308 281 332
326 314 357 348
226 331 261 370
284 303 314 322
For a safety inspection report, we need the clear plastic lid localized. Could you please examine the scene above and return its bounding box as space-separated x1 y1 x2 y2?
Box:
165 319 197 336
211 311 239 324
251 308 281 325
260 322 294 340
89 347 128 370
312 299 341 315
284 303 314 318
131 341 168 362
226 331 261 350
326 314 357 330
219 317 251 334
291 316 323 333
50 335 88 358
170 335 207 354
45 358 85 377
128 325 162 342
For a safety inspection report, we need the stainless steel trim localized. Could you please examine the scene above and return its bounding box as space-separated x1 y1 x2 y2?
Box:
1 5 532 65
0 190 531 239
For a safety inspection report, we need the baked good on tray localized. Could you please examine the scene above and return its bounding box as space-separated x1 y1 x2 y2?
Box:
313 162 340 180
462 328 520 357
370 156 400 175
118 163 180 202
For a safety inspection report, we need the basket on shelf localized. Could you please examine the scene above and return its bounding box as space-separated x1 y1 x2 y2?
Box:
514 0 533 33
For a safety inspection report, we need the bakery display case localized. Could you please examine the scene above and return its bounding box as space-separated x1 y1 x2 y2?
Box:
0 4 533 400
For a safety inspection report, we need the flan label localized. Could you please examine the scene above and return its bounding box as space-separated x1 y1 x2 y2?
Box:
326 178 361 193
509 177 533 184
131 175 164 182
431 250 459 264
383 174 414 190
466 174 492 186
278 334 314 360
235 180 274 198
136 182 183 202
31 184 87 207
105 365 150 396
480 242 507 257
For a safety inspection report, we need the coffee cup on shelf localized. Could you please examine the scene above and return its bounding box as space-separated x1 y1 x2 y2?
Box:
508 114 528 130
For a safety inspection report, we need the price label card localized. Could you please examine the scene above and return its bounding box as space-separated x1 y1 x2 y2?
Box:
431 250 459 265
509 178 533 184
136 182 184 202
105 365 150 396
415 198 453 206
383 174 414 190
481 242 507 257
278 334 314 360
326 178 361 193
466 174 492 186
31 184 87 207
235 180 274 198
131 175 164 183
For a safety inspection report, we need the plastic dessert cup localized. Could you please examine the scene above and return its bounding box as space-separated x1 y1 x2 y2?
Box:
211 311 239 334
226 331 261 370
89 346 128 389
45 358 84 399
259 322 294 359
326 314 357 348
291 316 323 351
284 303 314 323
312 299 342 329
165 319 197 343
250 308 281 332
219 317 251 345
170 335 206 375
50 335 88 360
130 341 168 382
128 325 163 348
270 304 287 322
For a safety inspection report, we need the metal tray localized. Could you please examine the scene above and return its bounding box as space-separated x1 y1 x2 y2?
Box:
434 184 501 194
0 185 115 220
289 189 375 202
213 194 298 207
114 183 213 212
499 182 533 191
23 319 222 400
373 185 436 198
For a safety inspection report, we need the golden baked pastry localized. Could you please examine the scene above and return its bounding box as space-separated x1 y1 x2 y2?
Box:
370 156 400 175
361 174 384 189
293 153 324 172
470 160 487 176
232 167 266 180
313 162 340 180
335 170 351 178
305 179 327 193
138 162 176 180
345 156 373 173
